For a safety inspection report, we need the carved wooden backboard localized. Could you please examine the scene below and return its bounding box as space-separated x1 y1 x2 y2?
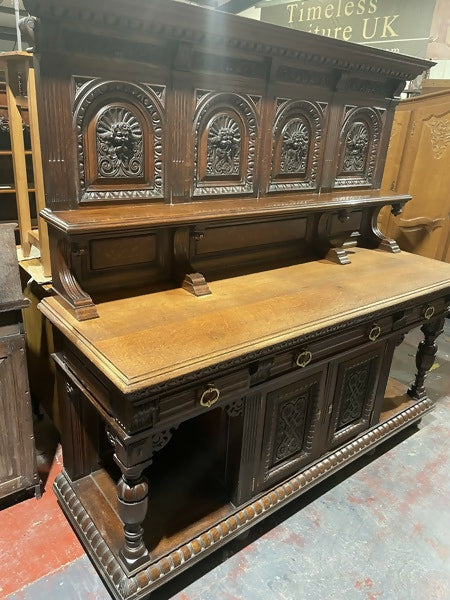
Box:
25 0 430 211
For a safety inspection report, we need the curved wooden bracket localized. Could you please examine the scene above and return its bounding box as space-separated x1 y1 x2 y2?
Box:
55 237 98 320
369 205 401 253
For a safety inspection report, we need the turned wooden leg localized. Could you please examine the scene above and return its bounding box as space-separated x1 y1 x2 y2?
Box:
408 316 445 400
117 471 150 572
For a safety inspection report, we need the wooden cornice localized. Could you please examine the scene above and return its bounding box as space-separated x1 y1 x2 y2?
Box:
24 0 432 83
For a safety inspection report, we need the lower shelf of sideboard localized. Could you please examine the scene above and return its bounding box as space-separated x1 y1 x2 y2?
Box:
54 383 433 600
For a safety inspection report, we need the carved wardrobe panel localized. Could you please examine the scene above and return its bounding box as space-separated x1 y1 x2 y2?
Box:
193 92 259 197
334 106 384 189
268 99 325 193
73 78 165 203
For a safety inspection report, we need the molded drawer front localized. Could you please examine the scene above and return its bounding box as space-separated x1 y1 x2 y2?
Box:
158 369 249 424
262 315 394 382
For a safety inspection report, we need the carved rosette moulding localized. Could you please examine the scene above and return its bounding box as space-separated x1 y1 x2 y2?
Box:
334 106 383 188
193 92 258 197
269 99 324 193
73 78 164 202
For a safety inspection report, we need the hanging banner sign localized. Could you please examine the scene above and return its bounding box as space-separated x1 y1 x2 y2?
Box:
259 0 436 57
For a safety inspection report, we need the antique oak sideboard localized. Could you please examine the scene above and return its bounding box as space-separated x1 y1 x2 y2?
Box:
24 0 450 598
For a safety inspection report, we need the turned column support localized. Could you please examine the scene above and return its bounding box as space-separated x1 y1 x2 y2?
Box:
407 315 445 400
106 426 177 574
116 464 152 573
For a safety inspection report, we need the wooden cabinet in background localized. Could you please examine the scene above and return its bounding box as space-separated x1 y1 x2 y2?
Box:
0 223 40 503
380 90 450 262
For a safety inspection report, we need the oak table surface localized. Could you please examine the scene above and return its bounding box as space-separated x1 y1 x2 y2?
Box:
39 248 450 394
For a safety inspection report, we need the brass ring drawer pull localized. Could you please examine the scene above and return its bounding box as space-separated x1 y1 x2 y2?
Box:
296 350 313 368
199 384 220 408
369 325 381 342
424 305 435 320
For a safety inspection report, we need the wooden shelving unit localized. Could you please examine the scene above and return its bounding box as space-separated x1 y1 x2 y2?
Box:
0 52 50 278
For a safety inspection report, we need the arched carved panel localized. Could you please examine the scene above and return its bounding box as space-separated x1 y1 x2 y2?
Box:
268 100 325 193
73 78 164 203
334 106 383 189
193 92 258 197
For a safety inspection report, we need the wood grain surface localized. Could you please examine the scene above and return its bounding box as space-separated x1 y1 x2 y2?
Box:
39 248 450 392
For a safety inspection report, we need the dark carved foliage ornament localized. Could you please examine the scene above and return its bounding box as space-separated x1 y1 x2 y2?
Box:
280 118 309 175
206 114 241 176
97 106 143 178
269 100 324 193
193 92 258 196
343 121 369 173
73 78 164 202
335 106 383 188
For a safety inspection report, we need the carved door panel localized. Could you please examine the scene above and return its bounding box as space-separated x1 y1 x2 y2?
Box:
254 365 327 494
325 342 386 450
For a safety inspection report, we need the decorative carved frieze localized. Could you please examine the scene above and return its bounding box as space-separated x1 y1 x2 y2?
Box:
276 65 334 88
193 52 266 79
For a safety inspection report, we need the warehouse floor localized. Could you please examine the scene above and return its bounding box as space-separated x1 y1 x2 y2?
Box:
1 322 449 600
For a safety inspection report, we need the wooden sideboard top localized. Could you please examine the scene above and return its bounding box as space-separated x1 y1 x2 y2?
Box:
39 248 450 393
41 191 411 234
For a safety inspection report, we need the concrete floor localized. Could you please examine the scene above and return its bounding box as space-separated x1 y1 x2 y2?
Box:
1 322 449 600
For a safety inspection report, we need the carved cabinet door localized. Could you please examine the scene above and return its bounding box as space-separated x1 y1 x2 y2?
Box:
324 341 387 451
253 365 327 494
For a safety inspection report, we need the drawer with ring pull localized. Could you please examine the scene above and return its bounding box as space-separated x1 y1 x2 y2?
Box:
264 314 394 382
157 368 250 425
